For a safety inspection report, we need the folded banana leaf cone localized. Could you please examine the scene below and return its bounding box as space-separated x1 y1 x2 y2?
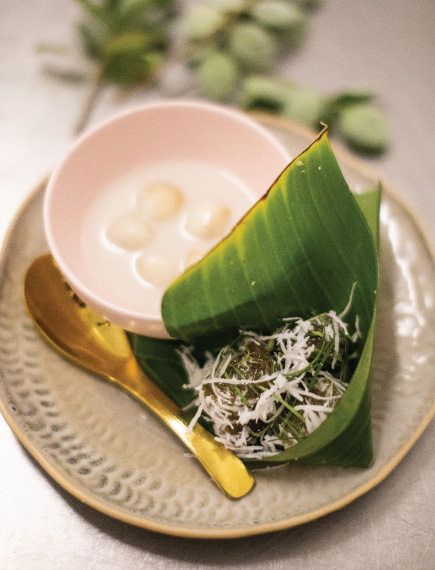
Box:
132 129 381 468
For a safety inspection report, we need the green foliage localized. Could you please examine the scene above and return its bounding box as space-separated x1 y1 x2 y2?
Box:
181 1 388 155
182 4 225 41
338 103 390 155
196 51 239 100
240 76 389 155
76 0 176 85
41 0 389 154
183 0 310 94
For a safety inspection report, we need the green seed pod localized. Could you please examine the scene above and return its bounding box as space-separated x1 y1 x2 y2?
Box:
196 51 239 101
228 22 278 73
338 103 389 154
215 0 248 12
250 0 306 32
273 7 307 49
282 86 326 128
182 5 225 42
239 75 289 112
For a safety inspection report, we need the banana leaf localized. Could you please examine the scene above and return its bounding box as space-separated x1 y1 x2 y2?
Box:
133 130 380 467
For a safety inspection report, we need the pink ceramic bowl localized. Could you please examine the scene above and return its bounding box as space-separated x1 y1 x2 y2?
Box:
44 100 290 338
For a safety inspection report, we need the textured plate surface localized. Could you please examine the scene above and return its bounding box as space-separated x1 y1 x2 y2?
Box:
0 117 435 539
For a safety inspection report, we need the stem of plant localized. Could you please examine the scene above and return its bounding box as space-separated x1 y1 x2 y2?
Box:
74 67 105 135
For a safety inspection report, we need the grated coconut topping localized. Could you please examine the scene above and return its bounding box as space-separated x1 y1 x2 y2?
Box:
180 308 360 460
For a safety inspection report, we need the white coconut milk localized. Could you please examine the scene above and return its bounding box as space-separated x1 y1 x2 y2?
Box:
81 159 255 317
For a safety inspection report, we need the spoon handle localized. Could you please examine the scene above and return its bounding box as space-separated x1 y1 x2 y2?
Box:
111 357 255 499
24 255 254 499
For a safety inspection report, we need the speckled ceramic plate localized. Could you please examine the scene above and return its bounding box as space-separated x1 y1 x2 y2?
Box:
1 116 435 539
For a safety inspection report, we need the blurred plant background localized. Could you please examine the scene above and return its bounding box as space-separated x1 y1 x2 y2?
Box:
39 0 389 155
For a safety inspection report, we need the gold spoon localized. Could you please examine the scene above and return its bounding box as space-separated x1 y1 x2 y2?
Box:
24 254 255 499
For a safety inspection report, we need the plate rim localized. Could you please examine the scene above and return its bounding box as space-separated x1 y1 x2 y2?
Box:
1 114 435 539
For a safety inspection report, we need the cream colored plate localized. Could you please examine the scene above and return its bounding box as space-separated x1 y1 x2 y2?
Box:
1 116 435 539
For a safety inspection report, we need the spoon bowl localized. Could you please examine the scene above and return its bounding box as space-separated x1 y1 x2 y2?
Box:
24 254 255 499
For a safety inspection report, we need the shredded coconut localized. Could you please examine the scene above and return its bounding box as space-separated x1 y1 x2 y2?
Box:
181 305 360 459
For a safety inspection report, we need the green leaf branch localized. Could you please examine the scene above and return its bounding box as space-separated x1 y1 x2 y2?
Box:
40 0 389 154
